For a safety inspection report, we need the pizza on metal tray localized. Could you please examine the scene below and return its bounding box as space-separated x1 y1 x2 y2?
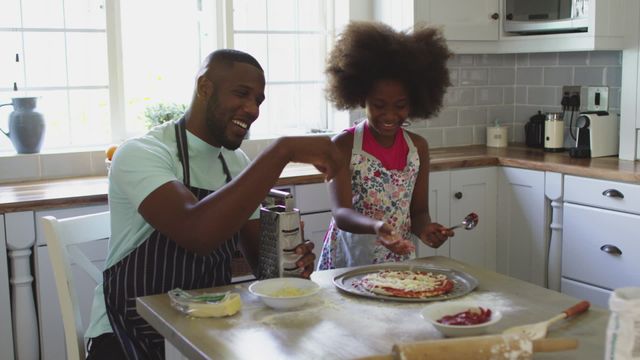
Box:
353 269 454 298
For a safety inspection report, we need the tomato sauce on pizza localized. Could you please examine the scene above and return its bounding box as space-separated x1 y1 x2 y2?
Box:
353 270 454 298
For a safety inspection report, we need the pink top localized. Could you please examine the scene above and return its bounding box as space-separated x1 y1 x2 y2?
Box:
345 122 408 170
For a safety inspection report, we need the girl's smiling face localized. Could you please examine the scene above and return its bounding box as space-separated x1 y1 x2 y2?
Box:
364 79 410 146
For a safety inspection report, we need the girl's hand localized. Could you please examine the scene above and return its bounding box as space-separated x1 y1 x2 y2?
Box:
374 221 415 255
419 222 454 249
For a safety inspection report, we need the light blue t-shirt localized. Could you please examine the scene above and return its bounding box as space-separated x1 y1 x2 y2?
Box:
85 120 259 339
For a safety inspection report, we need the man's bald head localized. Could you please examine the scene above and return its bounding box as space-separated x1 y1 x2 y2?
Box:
199 49 263 81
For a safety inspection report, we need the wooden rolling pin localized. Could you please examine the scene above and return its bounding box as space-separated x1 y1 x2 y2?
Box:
358 334 578 360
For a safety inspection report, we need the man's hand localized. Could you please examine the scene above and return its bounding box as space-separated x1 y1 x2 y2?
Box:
279 136 343 181
294 241 316 278
419 222 454 249
375 221 415 255
294 221 316 278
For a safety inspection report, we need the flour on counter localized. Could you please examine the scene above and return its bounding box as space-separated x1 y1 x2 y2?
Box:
489 336 533 360
462 291 524 314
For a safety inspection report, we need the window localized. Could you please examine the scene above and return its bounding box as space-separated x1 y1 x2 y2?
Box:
229 0 335 138
0 0 110 152
0 0 346 154
118 0 210 138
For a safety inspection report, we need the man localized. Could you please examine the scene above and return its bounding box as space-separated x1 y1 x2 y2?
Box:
84 49 341 359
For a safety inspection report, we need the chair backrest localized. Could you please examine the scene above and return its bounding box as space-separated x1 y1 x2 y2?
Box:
40 211 110 360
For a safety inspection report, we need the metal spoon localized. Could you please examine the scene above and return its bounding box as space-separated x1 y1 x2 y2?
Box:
448 212 479 231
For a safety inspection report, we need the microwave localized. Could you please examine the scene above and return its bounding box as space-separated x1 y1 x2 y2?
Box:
504 0 589 35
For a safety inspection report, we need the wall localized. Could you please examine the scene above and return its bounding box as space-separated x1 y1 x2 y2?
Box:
405 51 622 149
0 51 623 184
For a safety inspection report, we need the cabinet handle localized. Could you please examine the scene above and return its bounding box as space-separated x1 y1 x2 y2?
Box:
491 12 499 20
506 13 513 20
602 189 624 199
600 244 622 256
454 192 463 199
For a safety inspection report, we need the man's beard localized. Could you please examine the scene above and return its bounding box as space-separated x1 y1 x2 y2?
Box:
205 94 242 150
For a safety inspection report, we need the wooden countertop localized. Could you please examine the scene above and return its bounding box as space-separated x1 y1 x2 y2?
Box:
2 144 640 213
136 256 608 360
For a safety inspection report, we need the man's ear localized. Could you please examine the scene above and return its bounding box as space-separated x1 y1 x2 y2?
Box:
196 75 213 100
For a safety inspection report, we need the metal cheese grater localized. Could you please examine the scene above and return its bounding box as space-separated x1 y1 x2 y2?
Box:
258 189 304 279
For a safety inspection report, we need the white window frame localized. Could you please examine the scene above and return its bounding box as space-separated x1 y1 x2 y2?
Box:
0 0 112 150
105 0 126 143
1 0 367 156
222 0 347 138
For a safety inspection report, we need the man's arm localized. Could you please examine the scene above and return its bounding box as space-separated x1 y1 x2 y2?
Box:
238 219 261 274
138 136 341 255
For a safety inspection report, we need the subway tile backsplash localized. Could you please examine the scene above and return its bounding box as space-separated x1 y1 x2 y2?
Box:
0 51 623 184
405 50 622 149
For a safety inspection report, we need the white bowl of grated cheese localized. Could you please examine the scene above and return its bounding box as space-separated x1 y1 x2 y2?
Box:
248 277 320 310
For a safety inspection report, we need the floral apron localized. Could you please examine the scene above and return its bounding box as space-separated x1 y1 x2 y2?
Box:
318 121 420 270
103 117 238 359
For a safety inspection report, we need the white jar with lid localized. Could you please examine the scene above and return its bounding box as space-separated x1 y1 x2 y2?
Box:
486 119 508 147
605 287 640 360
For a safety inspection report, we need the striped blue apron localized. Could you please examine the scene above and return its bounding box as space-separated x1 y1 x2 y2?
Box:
103 117 237 359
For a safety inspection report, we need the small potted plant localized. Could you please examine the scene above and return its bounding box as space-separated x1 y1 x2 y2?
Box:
143 102 187 129
106 102 187 170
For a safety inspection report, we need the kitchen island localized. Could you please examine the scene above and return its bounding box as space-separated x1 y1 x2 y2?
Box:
136 256 608 360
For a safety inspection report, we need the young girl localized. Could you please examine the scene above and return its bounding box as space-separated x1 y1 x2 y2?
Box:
318 21 454 270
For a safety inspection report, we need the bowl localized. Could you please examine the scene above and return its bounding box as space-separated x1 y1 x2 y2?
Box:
421 301 502 337
248 278 320 310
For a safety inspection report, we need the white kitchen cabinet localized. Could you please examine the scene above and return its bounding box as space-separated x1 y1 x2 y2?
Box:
561 175 640 309
496 167 547 287
294 183 332 268
34 204 108 360
294 183 331 215
449 167 497 270
409 0 625 53
413 0 500 41
5 211 39 360
617 0 639 160
499 0 625 53
416 171 451 258
0 214 15 360
418 167 497 271
300 212 333 269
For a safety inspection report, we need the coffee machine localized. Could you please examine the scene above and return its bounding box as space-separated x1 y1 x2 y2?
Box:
569 111 619 158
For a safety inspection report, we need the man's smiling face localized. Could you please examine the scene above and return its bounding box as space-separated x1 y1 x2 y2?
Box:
205 62 265 150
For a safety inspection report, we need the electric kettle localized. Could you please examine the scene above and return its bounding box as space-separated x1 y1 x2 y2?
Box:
525 111 545 148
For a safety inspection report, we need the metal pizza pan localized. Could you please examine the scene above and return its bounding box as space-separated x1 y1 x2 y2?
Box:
332 263 478 302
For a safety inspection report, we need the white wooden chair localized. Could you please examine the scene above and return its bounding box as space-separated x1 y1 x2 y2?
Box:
40 212 110 360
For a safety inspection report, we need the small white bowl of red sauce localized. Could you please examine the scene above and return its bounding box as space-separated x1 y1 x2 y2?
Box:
421 302 502 337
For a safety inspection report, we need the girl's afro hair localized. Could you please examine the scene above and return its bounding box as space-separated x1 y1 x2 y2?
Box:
325 21 452 119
